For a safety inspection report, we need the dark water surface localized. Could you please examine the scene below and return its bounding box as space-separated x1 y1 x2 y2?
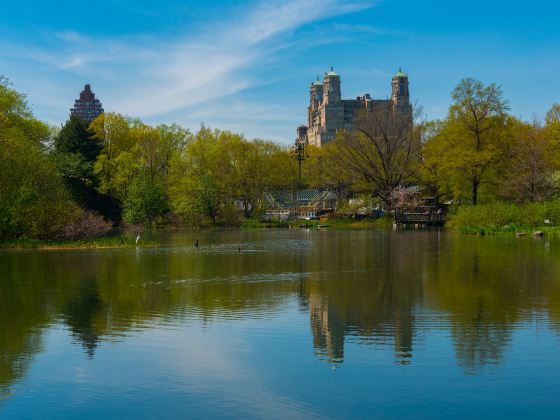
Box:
1 229 560 419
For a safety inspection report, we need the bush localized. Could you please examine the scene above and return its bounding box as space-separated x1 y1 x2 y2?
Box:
55 209 112 240
0 137 78 240
447 199 560 233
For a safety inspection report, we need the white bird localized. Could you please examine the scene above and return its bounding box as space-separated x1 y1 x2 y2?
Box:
136 235 140 245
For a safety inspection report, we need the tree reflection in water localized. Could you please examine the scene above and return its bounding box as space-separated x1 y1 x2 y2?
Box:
1 230 560 395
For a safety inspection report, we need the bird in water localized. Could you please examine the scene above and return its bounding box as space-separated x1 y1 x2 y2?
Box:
194 239 199 247
135 235 140 245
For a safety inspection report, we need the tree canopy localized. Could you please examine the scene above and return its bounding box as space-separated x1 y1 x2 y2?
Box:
2 73 560 238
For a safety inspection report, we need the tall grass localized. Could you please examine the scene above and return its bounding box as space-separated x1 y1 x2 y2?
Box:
447 199 560 234
0 236 157 249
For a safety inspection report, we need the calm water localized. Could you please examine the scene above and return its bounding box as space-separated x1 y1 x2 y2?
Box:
1 229 560 419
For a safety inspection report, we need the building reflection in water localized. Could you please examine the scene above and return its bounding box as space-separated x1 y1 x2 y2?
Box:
298 231 560 369
302 276 418 366
298 230 423 365
2 230 560 396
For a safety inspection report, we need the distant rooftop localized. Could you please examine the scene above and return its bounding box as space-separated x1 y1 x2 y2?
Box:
70 83 104 122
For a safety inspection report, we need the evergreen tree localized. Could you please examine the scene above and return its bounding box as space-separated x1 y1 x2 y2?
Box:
54 115 101 161
53 115 120 221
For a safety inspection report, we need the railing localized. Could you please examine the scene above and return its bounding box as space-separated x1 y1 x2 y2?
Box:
394 212 446 225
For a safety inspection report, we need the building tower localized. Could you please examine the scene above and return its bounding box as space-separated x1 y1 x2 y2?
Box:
301 66 412 148
70 84 104 122
321 67 343 144
310 77 323 107
308 77 323 130
391 68 410 108
322 66 341 105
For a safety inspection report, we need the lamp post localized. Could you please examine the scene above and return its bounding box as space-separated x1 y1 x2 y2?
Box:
293 137 306 186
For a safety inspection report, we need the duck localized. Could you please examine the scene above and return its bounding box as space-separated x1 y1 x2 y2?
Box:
194 239 199 247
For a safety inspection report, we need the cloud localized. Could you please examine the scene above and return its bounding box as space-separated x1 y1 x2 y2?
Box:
104 0 374 117
0 0 376 137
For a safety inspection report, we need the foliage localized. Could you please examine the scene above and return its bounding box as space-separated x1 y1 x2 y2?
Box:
417 120 454 204
54 115 101 160
0 135 77 240
124 172 169 226
447 199 560 233
90 113 187 221
51 115 122 220
169 127 293 225
90 113 138 201
423 78 510 205
232 139 291 217
497 120 558 202
54 209 112 240
0 76 78 240
0 76 52 147
304 144 354 199
6 72 560 236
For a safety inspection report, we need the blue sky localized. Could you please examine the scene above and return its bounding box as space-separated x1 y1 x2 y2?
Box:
1 0 559 143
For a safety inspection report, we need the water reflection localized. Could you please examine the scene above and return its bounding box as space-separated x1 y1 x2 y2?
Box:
1 230 560 397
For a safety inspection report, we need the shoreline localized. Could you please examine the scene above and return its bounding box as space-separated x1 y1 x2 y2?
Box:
0 237 158 250
3 221 560 250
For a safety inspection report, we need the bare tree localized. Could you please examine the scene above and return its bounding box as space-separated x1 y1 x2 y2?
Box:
331 102 422 206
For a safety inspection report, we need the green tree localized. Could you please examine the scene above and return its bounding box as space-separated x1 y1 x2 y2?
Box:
90 114 186 224
169 127 234 224
0 76 77 240
304 144 354 199
90 113 137 203
54 115 101 160
0 76 52 147
498 120 558 203
441 78 510 205
544 103 560 154
228 138 289 218
418 120 455 205
51 116 122 220
124 172 168 226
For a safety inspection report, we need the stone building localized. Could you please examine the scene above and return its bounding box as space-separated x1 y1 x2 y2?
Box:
298 67 412 147
70 84 104 122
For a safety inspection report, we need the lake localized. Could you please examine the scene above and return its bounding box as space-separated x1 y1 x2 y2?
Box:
1 229 560 419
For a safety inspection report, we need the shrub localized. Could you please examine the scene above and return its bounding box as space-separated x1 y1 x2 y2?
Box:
55 209 112 240
448 199 560 232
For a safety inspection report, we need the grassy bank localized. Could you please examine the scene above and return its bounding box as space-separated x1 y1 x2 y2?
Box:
447 200 560 235
0 236 158 250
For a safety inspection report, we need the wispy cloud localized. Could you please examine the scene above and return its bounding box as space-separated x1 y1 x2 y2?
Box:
0 0 376 138
4 1 371 115
107 0 373 117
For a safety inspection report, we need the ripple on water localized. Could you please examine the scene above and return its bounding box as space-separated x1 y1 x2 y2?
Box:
134 238 313 256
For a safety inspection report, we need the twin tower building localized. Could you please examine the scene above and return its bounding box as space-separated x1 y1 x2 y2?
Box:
297 67 412 147
68 69 411 146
